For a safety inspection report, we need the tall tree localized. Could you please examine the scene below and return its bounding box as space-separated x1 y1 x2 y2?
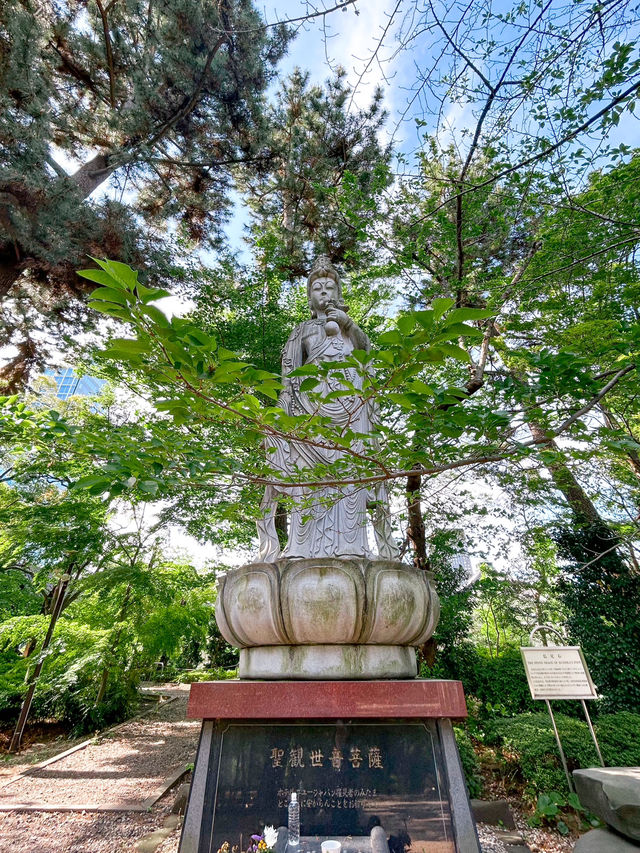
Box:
240 67 391 279
0 0 290 385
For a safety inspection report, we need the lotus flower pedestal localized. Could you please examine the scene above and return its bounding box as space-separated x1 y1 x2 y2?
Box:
215 557 440 679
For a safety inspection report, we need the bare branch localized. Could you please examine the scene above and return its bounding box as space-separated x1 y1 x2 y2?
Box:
411 78 640 228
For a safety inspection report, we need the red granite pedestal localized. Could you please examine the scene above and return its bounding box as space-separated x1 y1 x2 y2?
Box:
179 680 480 853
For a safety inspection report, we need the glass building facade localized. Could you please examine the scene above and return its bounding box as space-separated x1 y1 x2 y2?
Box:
47 368 103 400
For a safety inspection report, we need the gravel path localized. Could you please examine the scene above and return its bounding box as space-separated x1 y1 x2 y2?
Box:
0 696 199 809
477 824 511 853
0 786 182 852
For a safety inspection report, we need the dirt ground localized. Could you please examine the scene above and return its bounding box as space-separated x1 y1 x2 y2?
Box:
0 686 195 852
0 784 184 852
0 686 577 852
1 697 198 808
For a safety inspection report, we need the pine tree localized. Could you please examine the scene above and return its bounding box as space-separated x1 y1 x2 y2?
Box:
0 0 290 386
240 67 391 279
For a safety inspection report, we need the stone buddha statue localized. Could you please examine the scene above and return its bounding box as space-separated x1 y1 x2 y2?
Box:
257 256 398 563
215 257 439 680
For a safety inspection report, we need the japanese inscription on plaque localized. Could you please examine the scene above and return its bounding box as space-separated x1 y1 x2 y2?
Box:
521 646 598 700
208 721 455 852
270 745 384 770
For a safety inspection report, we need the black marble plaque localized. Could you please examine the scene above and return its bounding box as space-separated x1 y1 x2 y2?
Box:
208 721 455 853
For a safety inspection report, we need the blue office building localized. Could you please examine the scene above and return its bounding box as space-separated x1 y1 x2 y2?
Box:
47 368 103 400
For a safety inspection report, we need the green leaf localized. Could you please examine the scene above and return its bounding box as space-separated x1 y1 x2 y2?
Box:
378 329 404 346
139 480 159 495
141 304 170 328
213 361 248 379
414 310 435 329
567 793 584 811
102 338 149 355
135 284 171 303
415 347 445 363
89 286 132 305
91 258 139 290
438 343 471 362
374 350 396 365
397 314 416 335
407 380 434 395
185 328 213 346
350 349 371 364
435 322 483 340
300 377 321 392
88 300 132 320
257 383 281 400
78 269 123 290
217 347 239 361
73 474 110 490
445 307 495 323
431 297 455 320
289 364 321 377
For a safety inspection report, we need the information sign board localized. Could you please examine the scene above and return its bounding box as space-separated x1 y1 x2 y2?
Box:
520 646 598 700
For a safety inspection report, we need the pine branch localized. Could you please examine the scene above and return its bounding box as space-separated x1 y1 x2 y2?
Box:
96 0 117 109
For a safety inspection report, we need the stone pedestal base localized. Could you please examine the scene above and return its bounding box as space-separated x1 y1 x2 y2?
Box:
239 643 417 679
180 680 480 853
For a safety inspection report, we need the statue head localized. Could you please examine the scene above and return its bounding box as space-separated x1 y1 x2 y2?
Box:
306 256 344 317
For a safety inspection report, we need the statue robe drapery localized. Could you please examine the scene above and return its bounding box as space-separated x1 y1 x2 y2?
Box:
257 317 398 562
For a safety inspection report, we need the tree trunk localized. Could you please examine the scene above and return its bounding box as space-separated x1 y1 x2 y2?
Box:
94 666 110 706
0 153 116 299
275 503 288 549
0 256 22 300
95 583 132 707
406 468 429 570
528 421 602 526
70 153 115 199
9 574 70 753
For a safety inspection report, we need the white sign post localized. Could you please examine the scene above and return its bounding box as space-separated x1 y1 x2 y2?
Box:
521 626 605 793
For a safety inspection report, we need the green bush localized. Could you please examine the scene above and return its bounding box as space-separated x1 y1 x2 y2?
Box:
486 712 601 796
454 725 483 798
0 615 137 733
423 645 538 717
175 667 238 683
486 711 640 798
596 712 640 766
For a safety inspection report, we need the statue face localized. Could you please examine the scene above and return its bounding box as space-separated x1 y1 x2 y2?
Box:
309 276 339 314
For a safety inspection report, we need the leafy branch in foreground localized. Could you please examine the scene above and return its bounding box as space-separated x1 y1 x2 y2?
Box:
0 258 626 508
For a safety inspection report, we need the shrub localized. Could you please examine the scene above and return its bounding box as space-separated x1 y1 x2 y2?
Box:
596 712 640 766
486 710 640 798
486 712 601 796
556 523 640 712
206 618 239 669
0 615 137 733
175 667 238 683
423 646 539 717
454 725 483 798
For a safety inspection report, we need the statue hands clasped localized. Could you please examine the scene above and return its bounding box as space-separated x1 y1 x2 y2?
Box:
324 300 351 337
